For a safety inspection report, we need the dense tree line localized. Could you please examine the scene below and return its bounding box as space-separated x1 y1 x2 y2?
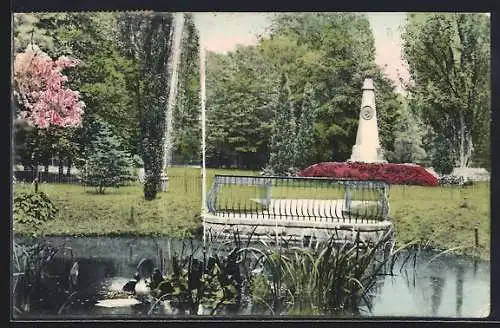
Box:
13 12 491 197
205 13 401 170
205 12 490 173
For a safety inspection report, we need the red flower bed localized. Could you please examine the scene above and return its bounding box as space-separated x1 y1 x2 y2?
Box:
298 162 439 186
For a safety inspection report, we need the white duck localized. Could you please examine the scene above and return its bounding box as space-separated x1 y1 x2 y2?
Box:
134 277 151 298
131 258 155 298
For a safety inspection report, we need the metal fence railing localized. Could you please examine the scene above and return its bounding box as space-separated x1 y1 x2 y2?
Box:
206 175 390 224
13 169 203 195
14 170 81 184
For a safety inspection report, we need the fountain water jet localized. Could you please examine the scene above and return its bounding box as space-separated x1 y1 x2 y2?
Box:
161 12 185 191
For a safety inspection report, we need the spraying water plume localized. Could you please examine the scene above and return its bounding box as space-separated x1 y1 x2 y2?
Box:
161 13 185 191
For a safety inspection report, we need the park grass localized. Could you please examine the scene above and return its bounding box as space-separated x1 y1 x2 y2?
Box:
12 167 491 260
12 167 257 237
388 183 490 260
13 167 205 237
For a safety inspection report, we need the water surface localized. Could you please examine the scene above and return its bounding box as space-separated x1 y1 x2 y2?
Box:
12 236 490 319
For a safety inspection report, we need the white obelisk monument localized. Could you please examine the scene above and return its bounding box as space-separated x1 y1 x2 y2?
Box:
348 78 386 163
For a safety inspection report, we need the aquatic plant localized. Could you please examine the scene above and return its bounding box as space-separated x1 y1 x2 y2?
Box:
243 229 399 315
148 243 243 315
145 227 416 316
12 241 59 314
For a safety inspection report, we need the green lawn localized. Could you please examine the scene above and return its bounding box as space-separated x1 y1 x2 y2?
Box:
12 167 257 237
388 183 490 260
13 167 490 259
13 167 205 237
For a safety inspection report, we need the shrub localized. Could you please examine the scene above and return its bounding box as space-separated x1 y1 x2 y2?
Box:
13 191 58 230
148 245 242 315
298 162 439 186
439 175 473 186
260 166 299 177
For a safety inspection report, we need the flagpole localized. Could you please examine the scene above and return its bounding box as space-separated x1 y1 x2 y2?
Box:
200 42 207 248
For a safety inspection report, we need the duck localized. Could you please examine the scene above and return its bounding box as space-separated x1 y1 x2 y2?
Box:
121 272 151 297
122 278 137 293
134 277 151 298
122 258 157 297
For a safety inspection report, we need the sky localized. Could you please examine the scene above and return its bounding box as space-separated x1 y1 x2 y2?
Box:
195 12 409 91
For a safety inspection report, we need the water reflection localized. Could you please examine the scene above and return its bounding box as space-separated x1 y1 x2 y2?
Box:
370 249 489 317
456 265 464 316
12 236 490 319
430 276 445 316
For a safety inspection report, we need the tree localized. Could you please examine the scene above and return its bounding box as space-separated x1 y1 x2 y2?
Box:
402 13 490 168
13 13 57 53
428 130 455 175
203 13 400 169
265 13 400 163
15 122 55 173
13 119 33 168
267 73 296 175
386 98 427 164
13 43 84 177
40 12 140 155
205 47 278 169
372 71 401 156
79 120 133 194
293 82 317 169
13 44 85 128
117 12 175 200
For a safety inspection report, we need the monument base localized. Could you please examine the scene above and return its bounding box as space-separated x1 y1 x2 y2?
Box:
160 175 169 192
348 145 386 163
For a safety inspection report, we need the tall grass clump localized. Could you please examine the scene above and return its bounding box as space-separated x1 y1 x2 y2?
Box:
137 227 414 316
244 229 400 315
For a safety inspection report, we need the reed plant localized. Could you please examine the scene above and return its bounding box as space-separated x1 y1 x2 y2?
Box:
145 227 415 316
242 228 406 315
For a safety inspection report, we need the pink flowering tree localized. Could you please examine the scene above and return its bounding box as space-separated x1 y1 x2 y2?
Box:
13 44 85 128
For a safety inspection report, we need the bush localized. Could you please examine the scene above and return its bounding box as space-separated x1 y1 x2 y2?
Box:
439 175 473 186
260 166 299 177
13 191 58 229
298 162 439 186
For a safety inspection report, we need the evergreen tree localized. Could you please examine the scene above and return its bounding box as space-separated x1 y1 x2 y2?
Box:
293 82 317 169
387 99 427 164
79 120 133 194
267 73 296 175
429 131 455 175
117 12 175 200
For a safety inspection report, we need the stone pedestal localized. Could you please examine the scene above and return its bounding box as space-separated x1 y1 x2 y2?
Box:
348 78 386 163
160 175 169 192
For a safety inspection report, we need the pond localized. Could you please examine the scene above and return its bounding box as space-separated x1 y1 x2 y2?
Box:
11 235 490 319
